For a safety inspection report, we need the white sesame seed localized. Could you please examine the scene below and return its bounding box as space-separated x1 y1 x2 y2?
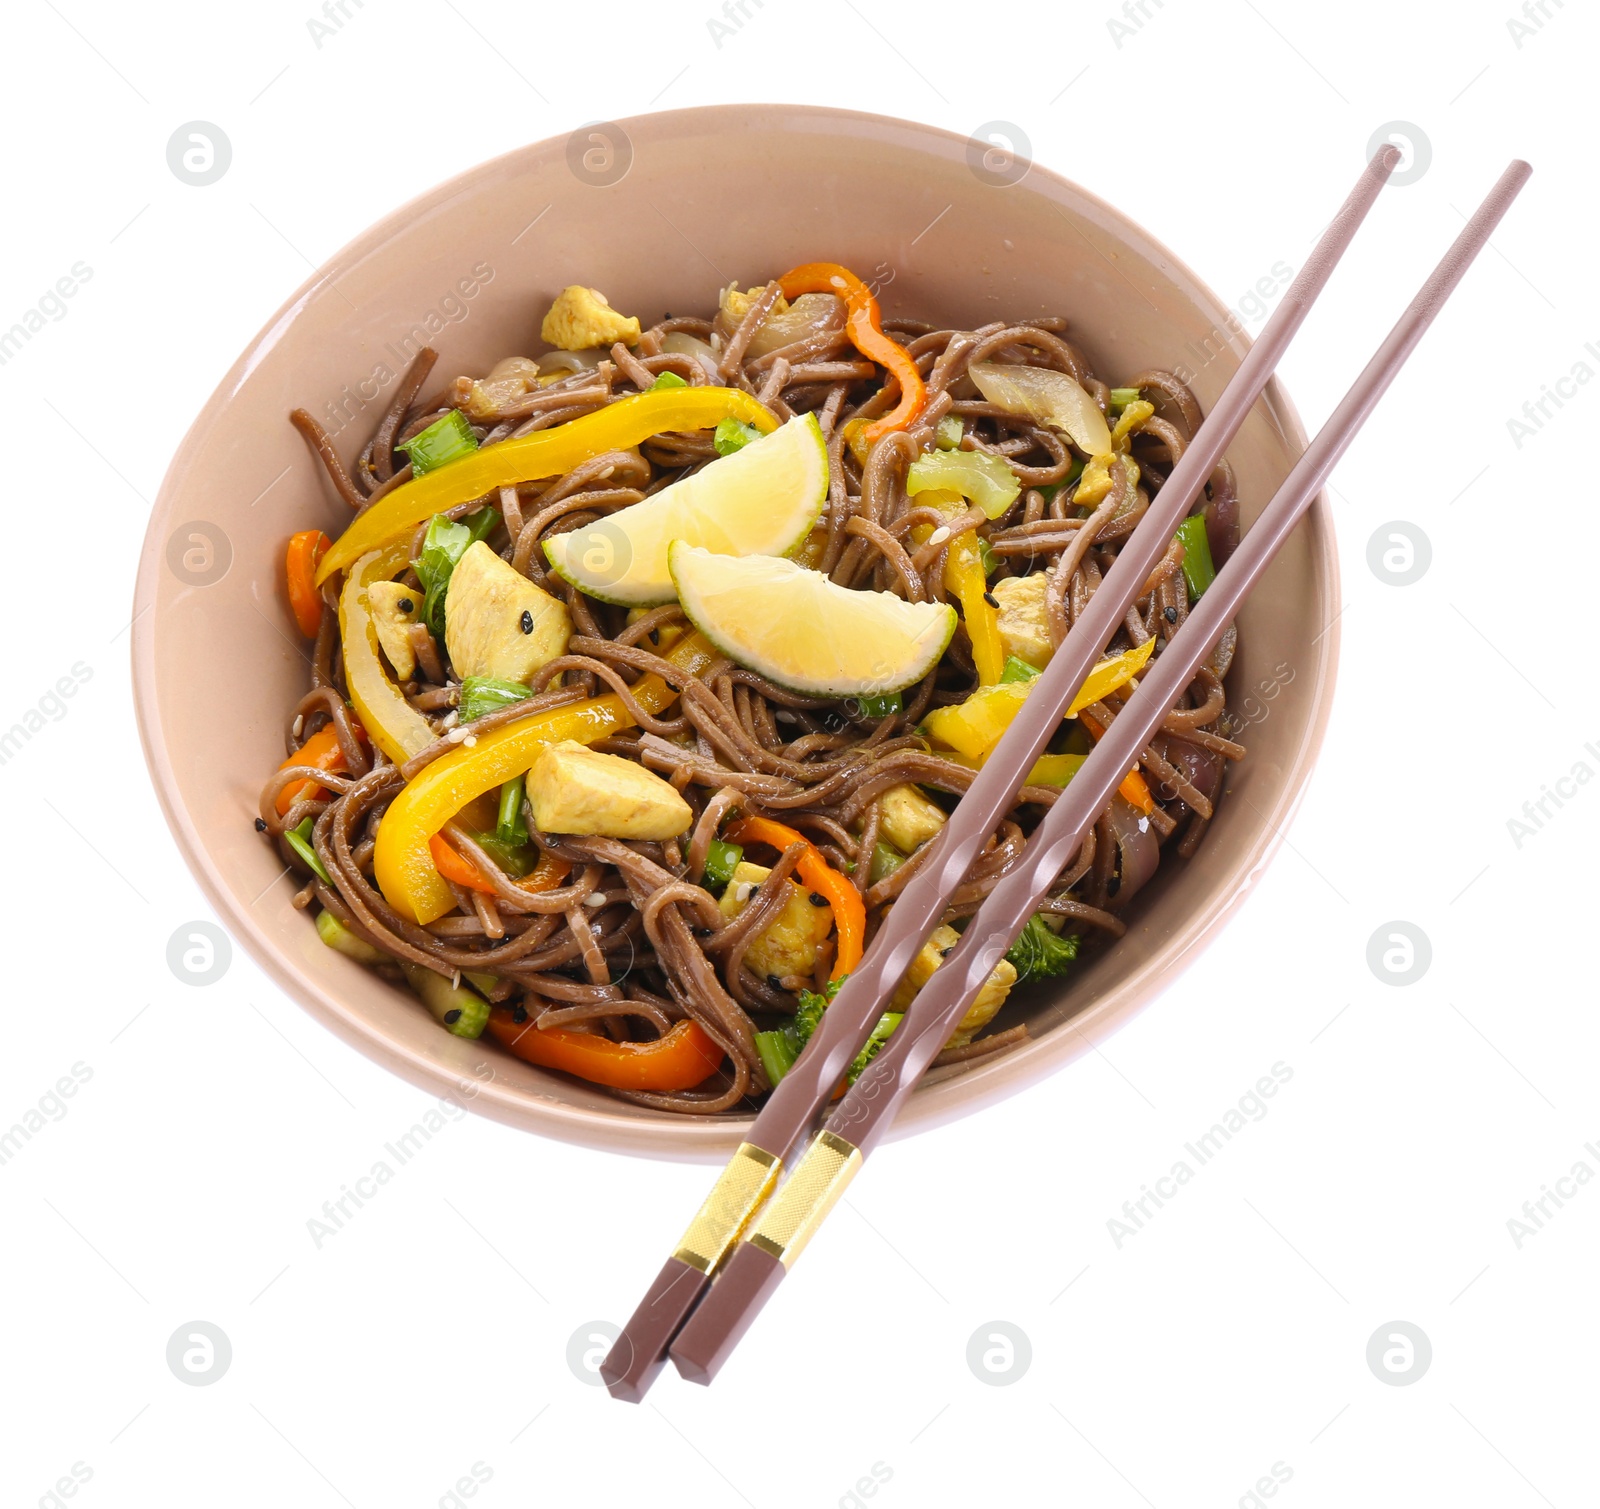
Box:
440 712 460 729
291 714 304 740
463 735 477 748
775 710 798 724
585 891 607 907
735 883 755 903
446 726 469 743
928 526 951 546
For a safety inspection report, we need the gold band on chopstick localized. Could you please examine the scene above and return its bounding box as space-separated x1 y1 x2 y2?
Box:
747 1129 862 1270
672 1142 782 1275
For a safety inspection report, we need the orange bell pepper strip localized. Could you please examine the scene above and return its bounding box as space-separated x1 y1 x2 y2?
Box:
375 632 721 926
1078 710 1157 816
286 530 332 636
275 722 367 816
485 1008 724 1092
725 815 866 978
427 838 571 898
777 262 926 445
316 387 777 585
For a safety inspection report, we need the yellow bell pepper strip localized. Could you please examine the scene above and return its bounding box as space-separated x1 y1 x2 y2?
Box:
935 750 1087 787
285 529 331 637
316 388 778 585
376 633 719 925
275 722 367 816
725 815 865 978
1109 398 1156 449
922 636 1157 759
485 1008 724 1092
1078 709 1158 816
908 490 1004 686
340 546 438 765
777 262 926 445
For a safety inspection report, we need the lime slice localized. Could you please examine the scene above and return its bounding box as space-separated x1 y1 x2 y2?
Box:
669 542 957 697
543 412 827 606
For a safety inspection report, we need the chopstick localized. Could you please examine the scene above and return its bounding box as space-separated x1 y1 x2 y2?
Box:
668 157 1533 1385
600 148 1401 1403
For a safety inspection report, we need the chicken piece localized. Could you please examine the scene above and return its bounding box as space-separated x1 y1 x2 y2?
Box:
891 924 1017 1049
720 282 789 326
717 861 834 982
365 580 420 680
525 740 693 840
877 784 947 854
465 356 541 421
444 542 570 684
540 285 641 351
992 572 1053 669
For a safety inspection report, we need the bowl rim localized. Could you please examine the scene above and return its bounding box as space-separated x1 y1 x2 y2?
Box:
132 103 1339 1162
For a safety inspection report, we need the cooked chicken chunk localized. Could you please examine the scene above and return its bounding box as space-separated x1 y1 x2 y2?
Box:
877 784 947 854
366 580 421 681
525 740 693 840
444 542 570 684
717 860 834 982
540 285 640 351
891 924 1017 1049
992 572 1053 669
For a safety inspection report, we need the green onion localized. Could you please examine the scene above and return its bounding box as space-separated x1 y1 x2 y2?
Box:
701 838 744 893
936 415 964 450
714 417 761 456
465 831 536 878
401 962 490 1039
463 970 499 996
906 448 1021 519
460 675 532 722
1107 387 1142 408
867 840 904 887
397 409 479 476
286 817 332 885
853 691 903 719
1035 458 1086 506
754 1029 798 1086
846 1011 903 1084
496 775 528 846
315 908 384 964
1173 514 1216 599
1000 655 1042 684
649 371 688 391
413 507 500 638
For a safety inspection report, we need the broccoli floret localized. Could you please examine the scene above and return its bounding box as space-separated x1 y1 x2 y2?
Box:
1006 915 1079 984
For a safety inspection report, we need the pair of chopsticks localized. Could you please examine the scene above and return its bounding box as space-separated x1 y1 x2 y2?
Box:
603 148 1531 1398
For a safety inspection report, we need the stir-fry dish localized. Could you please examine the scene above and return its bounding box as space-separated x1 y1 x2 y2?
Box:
261 264 1246 1114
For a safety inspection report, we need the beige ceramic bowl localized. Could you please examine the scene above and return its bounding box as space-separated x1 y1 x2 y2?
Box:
133 105 1337 1161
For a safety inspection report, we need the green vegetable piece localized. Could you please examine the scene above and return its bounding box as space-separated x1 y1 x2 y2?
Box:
465 831 536 878
1173 514 1216 599
1005 914 1079 984
497 775 528 846
754 1029 798 1086
867 840 904 887
853 690 903 719
701 837 744 893
906 448 1021 519
1107 387 1142 408
397 409 479 476
649 371 688 391
463 970 499 996
1036 458 1086 506
936 415 964 450
713 417 761 456
401 962 490 1038
413 507 501 638
846 1011 903 1084
287 817 332 885
460 674 533 722
315 908 384 965
1000 655 1042 683
978 537 1001 578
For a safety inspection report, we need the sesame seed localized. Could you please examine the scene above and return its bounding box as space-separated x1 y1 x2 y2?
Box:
446 726 469 743
983 590 999 608
809 892 828 907
767 974 783 991
463 735 477 748
584 892 607 907
775 710 798 724
735 883 755 903
649 628 660 644
511 1005 529 1024
1164 606 1178 623
443 1008 462 1025
398 597 414 613
928 526 951 546
254 817 268 832
291 714 304 740
520 609 534 634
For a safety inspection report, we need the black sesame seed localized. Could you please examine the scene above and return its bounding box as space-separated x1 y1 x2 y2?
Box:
983 590 1000 609
254 817 268 832
520 609 534 634
511 1004 529 1024
649 628 660 645
443 1008 462 1025
398 597 415 613
809 892 828 907
1164 606 1178 624
767 974 784 991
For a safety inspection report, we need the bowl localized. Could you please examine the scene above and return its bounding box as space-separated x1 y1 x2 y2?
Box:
132 104 1338 1161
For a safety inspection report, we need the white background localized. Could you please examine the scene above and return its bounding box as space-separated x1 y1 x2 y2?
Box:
2 1 1595 1505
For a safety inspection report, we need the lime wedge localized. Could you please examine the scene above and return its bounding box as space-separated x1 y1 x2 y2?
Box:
543 412 827 606
668 542 957 697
